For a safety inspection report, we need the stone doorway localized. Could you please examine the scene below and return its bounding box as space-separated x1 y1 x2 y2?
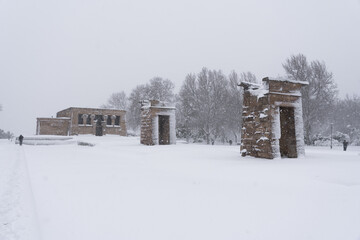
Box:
95 119 103 136
279 107 297 158
158 115 170 145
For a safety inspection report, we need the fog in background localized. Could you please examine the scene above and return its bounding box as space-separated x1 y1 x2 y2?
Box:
1 0 360 135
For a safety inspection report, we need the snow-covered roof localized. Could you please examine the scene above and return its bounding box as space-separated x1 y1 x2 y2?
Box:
59 107 127 112
37 117 71 120
262 77 309 85
238 81 261 90
268 91 302 97
140 100 175 110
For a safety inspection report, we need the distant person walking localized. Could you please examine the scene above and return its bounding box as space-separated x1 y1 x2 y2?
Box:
343 140 348 151
19 135 24 146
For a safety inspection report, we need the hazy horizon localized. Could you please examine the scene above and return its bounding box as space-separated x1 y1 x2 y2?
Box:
1 0 360 135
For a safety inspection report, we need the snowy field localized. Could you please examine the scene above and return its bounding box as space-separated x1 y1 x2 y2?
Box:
1 136 360 240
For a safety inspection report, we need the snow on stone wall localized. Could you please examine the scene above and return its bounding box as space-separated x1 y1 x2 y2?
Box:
294 98 305 157
271 106 281 159
240 77 307 159
151 111 176 145
151 116 159 145
271 99 305 158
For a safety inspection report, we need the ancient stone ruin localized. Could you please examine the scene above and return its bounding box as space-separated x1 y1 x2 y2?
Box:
239 77 308 159
140 100 176 145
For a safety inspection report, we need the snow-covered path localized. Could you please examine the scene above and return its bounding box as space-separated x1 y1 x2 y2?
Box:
1 136 360 240
0 140 41 240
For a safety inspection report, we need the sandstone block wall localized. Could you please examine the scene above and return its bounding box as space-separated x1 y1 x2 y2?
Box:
36 118 71 135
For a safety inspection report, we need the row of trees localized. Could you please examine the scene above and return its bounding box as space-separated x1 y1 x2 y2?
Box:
329 95 360 145
0 129 14 139
101 69 255 143
102 54 359 145
283 54 338 144
0 105 12 139
283 54 360 145
176 69 256 144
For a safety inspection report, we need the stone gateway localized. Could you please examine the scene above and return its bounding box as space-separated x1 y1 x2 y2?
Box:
140 100 176 145
239 77 308 159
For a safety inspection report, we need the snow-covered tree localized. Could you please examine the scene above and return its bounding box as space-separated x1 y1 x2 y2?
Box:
178 68 231 144
0 129 14 139
239 71 258 83
102 77 175 132
177 68 257 144
283 54 338 144
225 71 243 144
127 85 149 131
127 77 175 132
101 91 128 110
147 77 175 102
331 95 360 145
176 74 198 142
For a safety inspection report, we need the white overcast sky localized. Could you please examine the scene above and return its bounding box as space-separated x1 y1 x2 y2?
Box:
1 0 360 135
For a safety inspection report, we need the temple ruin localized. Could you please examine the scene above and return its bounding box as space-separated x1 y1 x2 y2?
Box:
36 107 127 136
140 100 176 145
239 77 308 159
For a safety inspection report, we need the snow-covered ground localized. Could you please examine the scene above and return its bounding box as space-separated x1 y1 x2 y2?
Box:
1 136 360 240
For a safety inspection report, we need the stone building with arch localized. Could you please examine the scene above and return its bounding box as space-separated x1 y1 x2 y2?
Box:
36 107 127 136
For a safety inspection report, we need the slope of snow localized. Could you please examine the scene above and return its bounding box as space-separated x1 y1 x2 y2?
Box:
1 136 360 240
